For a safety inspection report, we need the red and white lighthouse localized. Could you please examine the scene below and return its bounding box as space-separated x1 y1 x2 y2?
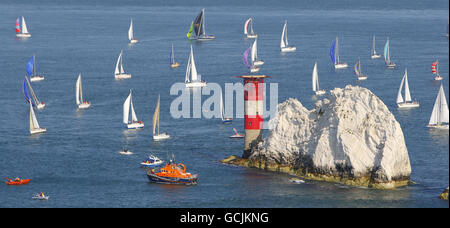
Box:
237 75 269 158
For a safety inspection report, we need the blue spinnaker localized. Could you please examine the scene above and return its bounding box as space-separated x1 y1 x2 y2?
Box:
330 40 336 65
243 47 251 69
26 56 34 76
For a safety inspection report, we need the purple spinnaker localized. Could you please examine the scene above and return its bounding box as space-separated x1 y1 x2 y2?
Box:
243 47 251 69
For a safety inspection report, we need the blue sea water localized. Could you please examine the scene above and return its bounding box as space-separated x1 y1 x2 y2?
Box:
0 0 448 208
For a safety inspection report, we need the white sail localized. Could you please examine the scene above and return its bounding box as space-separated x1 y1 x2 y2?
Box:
244 18 251 35
128 20 134 41
115 51 122 75
187 45 198 82
396 72 405 103
372 36 377 55
152 95 160 135
130 98 138 122
336 37 340 63
22 16 29 34
76 74 81 105
251 40 257 64
123 91 131 124
312 62 319 92
429 84 449 125
404 69 412 102
30 102 40 130
280 22 287 48
220 92 225 121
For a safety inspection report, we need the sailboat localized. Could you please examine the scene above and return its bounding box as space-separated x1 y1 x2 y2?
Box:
220 92 232 123
396 69 419 108
428 83 449 130
29 102 46 135
244 18 258 39
354 58 368 80
114 50 131 79
252 39 264 66
23 76 45 109
371 36 381 59
123 89 144 129
153 94 170 140
187 8 215 41
229 128 244 138
244 47 259 73
128 19 138 44
312 62 325 95
16 16 31 38
170 44 180 68
185 45 206 88
75 73 91 109
384 37 396 68
432 61 443 81
26 55 44 82
280 20 296 52
330 37 348 69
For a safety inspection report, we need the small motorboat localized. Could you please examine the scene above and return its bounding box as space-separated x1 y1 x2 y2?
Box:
229 128 244 138
146 160 198 185
289 178 305 184
140 155 164 168
119 148 133 155
32 193 49 200
5 178 30 185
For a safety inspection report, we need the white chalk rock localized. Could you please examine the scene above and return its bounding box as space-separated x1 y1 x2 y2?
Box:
251 85 411 186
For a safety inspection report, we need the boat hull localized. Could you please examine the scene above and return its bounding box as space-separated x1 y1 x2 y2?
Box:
78 102 91 109
147 173 198 185
358 76 368 81
129 39 139 44
6 179 30 185
371 54 381 59
153 133 171 141
253 60 264 66
186 81 207 88
387 63 396 68
171 62 180 68
250 66 260 73
127 122 144 129
30 128 46 135
197 35 215 41
247 34 258 39
314 90 326 95
397 102 420 108
36 103 45 109
30 76 44 82
281 46 296 52
32 195 49 200
229 135 244 138
435 76 443 81
222 118 233 124
428 124 449 130
115 74 132 79
16 33 31 38
334 63 348 69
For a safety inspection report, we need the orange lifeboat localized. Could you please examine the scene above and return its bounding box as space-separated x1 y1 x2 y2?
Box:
146 162 198 185
5 178 30 185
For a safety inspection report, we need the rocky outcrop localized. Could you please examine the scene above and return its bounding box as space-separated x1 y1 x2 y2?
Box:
222 85 412 189
440 187 449 200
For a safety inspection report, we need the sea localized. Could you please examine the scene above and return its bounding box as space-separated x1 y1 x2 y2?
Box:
0 0 448 208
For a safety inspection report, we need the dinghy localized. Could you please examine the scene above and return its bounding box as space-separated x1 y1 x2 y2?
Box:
220 92 232 123
185 45 206 88
330 37 348 69
244 18 258 39
371 36 381 59
428 83 449 130
123 89 144 129
244 47 259 73
396 69 419 108
140 155 164 168
29 102 46 135
312 62 325 95
384 37 396 68
280 20 296 52
26 55 44 82
229 128 244 138
114 50 132 79
16 16 31 38
128 19 139 44
170 44 180 68
432 61 443 81
187 8 215 41
32 193 49 200
23 76 45 109
252 39 264 66
354 58 368 80
153 95 170 141
75 73 91 109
